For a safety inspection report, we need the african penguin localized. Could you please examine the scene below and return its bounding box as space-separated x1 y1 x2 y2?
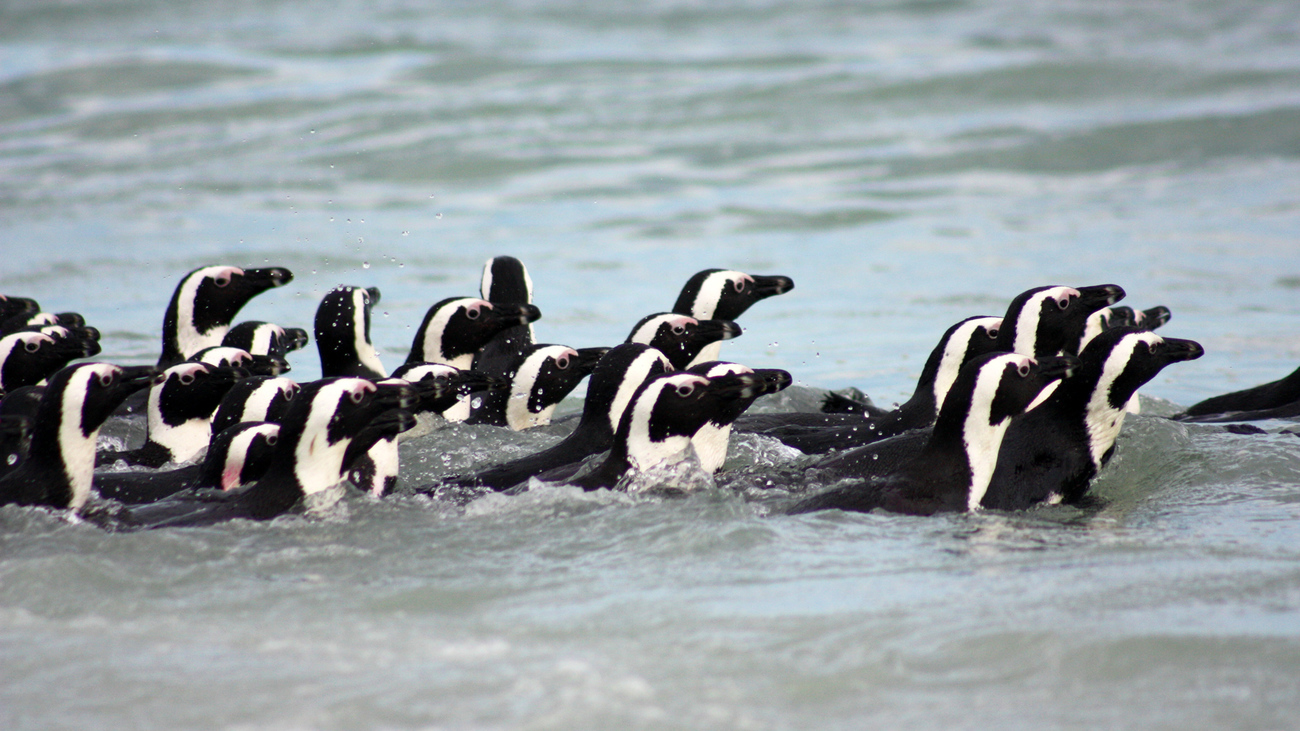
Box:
1173 362 1300 422
672 269 794 366
315 285 387 379
625 313 741 370
0 363 157 512
468 345 607 430
223 321 309 361
0 328 99 394
389 362 508 434
406 297 542 370
684 361 793 474
210 376 299 435
787 353 1077 516
475 255 537 374
158 265 293 368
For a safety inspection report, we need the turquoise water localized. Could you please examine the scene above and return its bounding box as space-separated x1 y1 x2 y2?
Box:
3 1 1300 728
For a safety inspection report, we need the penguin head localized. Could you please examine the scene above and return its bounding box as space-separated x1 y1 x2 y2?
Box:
672 269 795 321
1000 284 1124 358
625 313 742 370
211 376 300 435
408 297 541 367
202 421 281 491
314 286 386 379
504 345 606 430
149 362 248 428
224 321 310 360
1083 328 1204 411
480 256 534 305
44 362 158 440
283 378 415 495
162 265 293 365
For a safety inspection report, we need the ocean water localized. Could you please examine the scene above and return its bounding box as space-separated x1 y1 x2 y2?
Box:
4 0 1300 728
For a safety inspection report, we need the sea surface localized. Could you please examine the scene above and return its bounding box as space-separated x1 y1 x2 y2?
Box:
4 0 1300 728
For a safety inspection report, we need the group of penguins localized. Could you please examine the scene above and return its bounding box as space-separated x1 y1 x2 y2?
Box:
0 256 1289 530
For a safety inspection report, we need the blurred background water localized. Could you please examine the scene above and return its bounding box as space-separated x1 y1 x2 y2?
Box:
3 1 1300 729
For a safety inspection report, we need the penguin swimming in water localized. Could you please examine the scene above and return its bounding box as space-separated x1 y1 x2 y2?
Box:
625 313 742 370
672 269 794 366
112 378 415 529
683 361 793 474
0 363 157 513
467 344 608 430
209 376 299 435
787 353 1076 516
93 421 281 505
158 265 293 368
0 327 101 394
406 296 542 371
315 286 387 379
222 321 309 362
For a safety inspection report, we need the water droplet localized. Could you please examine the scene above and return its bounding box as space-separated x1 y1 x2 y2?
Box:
401 230 409 236
362 261 370 269
310 129 316 134
398 262 405 268
329 217 334 222
435 213 443 219
872 454 878 461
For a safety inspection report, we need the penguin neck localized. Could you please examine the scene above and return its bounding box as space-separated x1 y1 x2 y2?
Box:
690 423 730 474
687 342 723 368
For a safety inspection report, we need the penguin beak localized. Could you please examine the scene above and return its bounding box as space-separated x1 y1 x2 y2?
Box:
448 370 508 395
1034 354 1080 382
118 365 162 393
247 353 290 376
283 327 310 352
1159 338 1204 362
243 267 294 290
1140 306 1172 330
365 287 382 305
575 347 610 373
1076 284 1126 313
705 372 766 401
491 303 541 326
693 319 743 344
54 312 85 328
753 368 794 394
750 275 795 299
373 380 418 411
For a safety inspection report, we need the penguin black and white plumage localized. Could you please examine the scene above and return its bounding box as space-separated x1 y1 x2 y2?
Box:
96 363 246 468
565 370 767 491
672 269 794 366
190 345 288 376
115 378 415 529
787 353 1076 516
0 295 39 323
735 315 1005 450
982 328 1204 509
468 345 607 430
0 328 99 394
388 362 507 434
346 374 459 497
406 297 542 370
999 284 1125 358
210 376 299 435
93 422 281 505
223 321 309 361
1173 364 1300 422
0 363 156 512
684 361 793 474
0 311 85 336
314 285 386 379
625 313 742 370
158 265 293 368
474 256 536 374
445 344 673 491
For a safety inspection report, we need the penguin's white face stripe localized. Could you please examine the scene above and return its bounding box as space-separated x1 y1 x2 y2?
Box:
195 347 252 368
506 345 577 431
629 314 695 345
1084 332 1159 467
148 363 210 427
177 266 244 356
222 423 279 490
351 288 388 378
295 379 374 495
418 298 492 368
480 258 535 304
688 360 752 473
397 363 458 381
689 270 747 321
1079 308 1111 351
933 317 1002 412
625 374 709 471
148 363 218 462
361 440 400 496
964 353 1034 511
607 349 673 433
249 324 283 356
1013 286 1079 357
240 377 297 422
0 332 54 364
61 363 121 511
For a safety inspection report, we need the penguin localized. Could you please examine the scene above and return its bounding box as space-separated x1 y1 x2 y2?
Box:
93 422 281 505
0 295 39 323
981 328 1204 509
0 413 32 480
315 285 386 379
467 345 608 430
625 313 742 370
786 353 1077 516
96 363 246 468
405 297 542 370
735 315 1005 445
474 255 536 376
346 375 459 497
0 363 157 512
0 311 86 336
222 321 309 360
443 344 673 490
210 376 300 435
672 269 795 366
1173 364 1300 422
190 345 288 376
1134 306 1172 330
997 284 1125 358
564 370 768 491
158 265 294 368
0 328 100 394
388 362 508 434
115 378 415 529
683 361 794 474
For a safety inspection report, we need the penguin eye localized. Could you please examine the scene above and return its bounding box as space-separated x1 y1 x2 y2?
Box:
179 373 196 386
733 279 746 293
676 383 696 397
23 340 39 353
1056 297 1071 310
98 373 115 387
555 356 570 370
349 388 366 404
671 324 685 335
213 275 231 288
465 306 481 321
1017 363 1031 377
1148 342 1160 355
987 328 999 339
265 434 278 446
